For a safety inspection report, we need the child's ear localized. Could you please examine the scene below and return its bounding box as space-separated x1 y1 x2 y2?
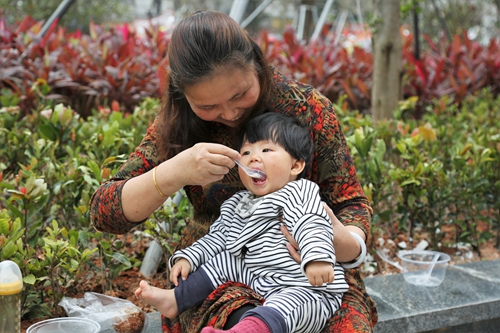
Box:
291 159 306 176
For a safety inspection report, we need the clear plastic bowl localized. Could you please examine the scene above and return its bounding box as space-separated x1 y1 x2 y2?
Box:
397 250 451 287
26 317 101 333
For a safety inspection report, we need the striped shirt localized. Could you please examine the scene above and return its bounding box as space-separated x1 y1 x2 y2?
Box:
171 179 349 295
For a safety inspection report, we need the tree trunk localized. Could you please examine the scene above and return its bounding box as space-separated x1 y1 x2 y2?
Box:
371 0 402 120
493 0 500 29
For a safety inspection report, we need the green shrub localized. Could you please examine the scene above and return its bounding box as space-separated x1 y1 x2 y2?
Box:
340 88 500 254
0 97 158 318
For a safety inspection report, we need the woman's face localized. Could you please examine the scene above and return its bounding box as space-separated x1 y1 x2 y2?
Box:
184 67 261 128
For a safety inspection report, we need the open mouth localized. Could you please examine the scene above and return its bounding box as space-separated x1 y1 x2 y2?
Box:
252 175 267 184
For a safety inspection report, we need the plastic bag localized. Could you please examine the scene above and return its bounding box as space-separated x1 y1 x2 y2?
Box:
59 292 148 333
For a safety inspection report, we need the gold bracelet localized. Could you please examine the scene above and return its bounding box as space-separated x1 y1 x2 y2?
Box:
153 166 168 198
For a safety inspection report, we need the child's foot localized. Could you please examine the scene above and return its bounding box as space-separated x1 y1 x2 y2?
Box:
135 280 178 318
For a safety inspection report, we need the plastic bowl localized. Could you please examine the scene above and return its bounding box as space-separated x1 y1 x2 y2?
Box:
397 250 450 287
26 317 101 333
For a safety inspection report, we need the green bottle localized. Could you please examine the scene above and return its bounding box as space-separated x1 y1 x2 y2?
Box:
0 260 23 333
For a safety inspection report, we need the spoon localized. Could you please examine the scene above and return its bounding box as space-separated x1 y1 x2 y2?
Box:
376 248 404 271
421 252 440 284
234 160 266 179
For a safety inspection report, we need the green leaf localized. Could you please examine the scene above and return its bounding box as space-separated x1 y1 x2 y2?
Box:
102 156 120 167
43 238 61 249
378 209 393 221
360 134 374 158
401 178 421 186
413 162 424 177
23 304 52 319
7 228 24 243
51 220 59 234
0 182 15 190
15 238 25 256
110 252 131 266
374 138 386 162
100 240 111 251
38 124 58 141
109 111 123 123
0 217 9 235
24 274 36 285
354 128 364 151
78 231 90 247
1 241 17 259
87 160 101 181
81 248 98 261
408 194 416 208
68 246 78 257
60 106 74 126
70 259 79 269
83 174 99 186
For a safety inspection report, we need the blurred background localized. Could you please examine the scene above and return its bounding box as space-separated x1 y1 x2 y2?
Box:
1 0 499 47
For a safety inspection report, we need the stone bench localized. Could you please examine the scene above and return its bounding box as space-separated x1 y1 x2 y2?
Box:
364 259 500 333
138 260 500 333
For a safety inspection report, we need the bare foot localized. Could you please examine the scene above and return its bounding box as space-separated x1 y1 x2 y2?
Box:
135 280 178 318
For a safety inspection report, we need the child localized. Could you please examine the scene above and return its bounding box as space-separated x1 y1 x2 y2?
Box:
136 112 349 333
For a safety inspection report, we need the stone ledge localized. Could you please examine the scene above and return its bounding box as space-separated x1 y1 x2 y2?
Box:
143 312 162 333
364 260 500 333
139 260 500 333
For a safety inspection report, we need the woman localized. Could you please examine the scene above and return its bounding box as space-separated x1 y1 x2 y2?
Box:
90 10 377 333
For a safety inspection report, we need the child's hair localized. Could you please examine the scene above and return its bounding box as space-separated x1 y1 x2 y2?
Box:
238 112 314 179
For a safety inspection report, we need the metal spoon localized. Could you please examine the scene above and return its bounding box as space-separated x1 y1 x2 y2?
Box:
234 160 266 179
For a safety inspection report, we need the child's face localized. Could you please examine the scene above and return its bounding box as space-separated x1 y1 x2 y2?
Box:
238 139 305 196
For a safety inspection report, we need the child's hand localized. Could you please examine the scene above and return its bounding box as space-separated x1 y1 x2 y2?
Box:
170 258 191 286
305 261 334 286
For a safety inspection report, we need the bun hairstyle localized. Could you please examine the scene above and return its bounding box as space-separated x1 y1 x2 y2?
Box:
157 10 274 160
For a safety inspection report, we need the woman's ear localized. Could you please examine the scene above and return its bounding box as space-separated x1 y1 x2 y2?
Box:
290 159 306 176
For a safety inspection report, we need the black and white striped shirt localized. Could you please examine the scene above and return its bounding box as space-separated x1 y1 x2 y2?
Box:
171 178 348 294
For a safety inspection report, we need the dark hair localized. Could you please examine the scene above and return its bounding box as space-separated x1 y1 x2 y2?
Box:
156 10 274 160
238 113 314 179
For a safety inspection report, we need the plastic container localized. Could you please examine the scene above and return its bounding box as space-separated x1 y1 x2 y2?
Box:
26 317 101 333
397 250 451 287
0 260 23 333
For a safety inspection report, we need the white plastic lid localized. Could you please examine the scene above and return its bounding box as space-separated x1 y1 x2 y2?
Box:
0 260 23 295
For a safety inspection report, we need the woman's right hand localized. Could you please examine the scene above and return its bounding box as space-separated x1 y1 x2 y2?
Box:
122 143 239 223
172 143 240 187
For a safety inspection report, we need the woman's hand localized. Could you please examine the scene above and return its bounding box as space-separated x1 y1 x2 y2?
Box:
172 143 241 187
281 203 366 263
280 224 302 263
122 143 239 223
170 258 192 286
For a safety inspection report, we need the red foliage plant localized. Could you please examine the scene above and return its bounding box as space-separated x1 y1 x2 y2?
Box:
257 27 373 113
402 30 500 117
0 14 170 117
1 14 500 118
